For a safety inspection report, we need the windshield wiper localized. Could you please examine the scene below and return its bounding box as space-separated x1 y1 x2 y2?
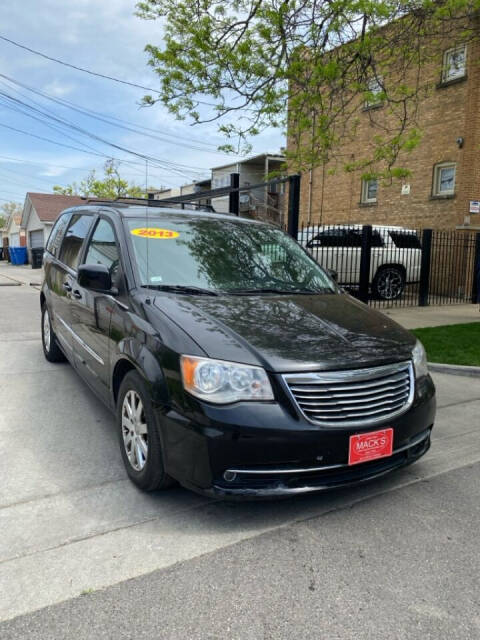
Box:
141 284 220 296
227 287 330 295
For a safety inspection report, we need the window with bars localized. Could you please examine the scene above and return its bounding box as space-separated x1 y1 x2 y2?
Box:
364 77 383 108
442 45 467 83
432 163 456 197
361 178 378 204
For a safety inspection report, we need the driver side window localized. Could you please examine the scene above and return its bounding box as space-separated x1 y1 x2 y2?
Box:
84 218 119 275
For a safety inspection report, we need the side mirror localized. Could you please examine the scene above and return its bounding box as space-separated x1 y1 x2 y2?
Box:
327 268 338 282
78 264 113 293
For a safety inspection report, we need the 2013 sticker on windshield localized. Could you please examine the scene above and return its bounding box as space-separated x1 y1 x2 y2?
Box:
131 228 179 239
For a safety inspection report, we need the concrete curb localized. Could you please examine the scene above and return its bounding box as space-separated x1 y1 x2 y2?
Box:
428 362 480 378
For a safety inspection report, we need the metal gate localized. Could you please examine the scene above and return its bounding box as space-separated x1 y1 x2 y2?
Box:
298 222 480 308
146 172 480 308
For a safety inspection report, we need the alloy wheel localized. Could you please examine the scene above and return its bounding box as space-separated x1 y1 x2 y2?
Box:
377 269 404 300
121 390 148 471
43 309 51 352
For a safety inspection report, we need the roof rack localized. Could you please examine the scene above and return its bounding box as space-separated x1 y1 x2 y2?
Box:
81 196 215 213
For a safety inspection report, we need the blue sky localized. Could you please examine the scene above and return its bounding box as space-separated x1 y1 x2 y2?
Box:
0 0 283 205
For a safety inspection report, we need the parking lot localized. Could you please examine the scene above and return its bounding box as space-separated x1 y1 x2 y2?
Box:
1 263 479 639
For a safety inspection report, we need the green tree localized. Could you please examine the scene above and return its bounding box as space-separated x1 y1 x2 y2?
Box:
0 201 22 229
136 0 480 177
53 159 147 199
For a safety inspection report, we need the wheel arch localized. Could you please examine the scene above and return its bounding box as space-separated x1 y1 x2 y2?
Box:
373 263 406 280
111 346 170 408
112 359 137 405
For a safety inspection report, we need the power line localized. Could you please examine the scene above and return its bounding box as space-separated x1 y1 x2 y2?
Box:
0 74 231 154
0 154 196 185
0 153 95 171
0 34 163 95
0 122 108 157
0 153 203 187
0 34 224 109
0 115 206 182
0 94 118 159
0 172 57 193
0 163 65 187
0 88 211 179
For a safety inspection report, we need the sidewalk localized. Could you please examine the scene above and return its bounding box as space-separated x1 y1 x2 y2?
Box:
382 303 479 329
0 263 43 287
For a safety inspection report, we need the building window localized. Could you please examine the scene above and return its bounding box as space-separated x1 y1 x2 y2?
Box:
212 174 233 189
442 45 467 83
433 162 456 196
364 78 383 108
361 178 378 204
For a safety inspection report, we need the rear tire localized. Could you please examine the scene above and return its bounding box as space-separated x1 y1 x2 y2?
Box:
117 370 175 491
41 304 66 362
372 266 405 300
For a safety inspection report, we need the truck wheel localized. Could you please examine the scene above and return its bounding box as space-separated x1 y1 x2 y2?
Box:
41 304 66 362
117 370 175 491
372 267 405 300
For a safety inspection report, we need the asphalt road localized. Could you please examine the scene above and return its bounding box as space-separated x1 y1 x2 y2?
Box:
1 264 479 639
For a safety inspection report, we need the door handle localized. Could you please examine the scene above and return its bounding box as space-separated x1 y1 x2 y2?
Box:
63 282 72 292
72 290 82 299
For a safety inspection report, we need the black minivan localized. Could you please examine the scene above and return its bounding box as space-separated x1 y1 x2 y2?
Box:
41 202 436 498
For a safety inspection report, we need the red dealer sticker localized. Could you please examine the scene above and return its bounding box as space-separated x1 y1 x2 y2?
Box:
348 428 393 466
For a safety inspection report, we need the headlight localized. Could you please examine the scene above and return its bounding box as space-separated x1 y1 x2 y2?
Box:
180 355 274 404
412 339 428 378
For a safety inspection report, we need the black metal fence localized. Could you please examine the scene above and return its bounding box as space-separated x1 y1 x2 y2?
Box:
298 222 480 308
153 172 290 226
152 171 480 308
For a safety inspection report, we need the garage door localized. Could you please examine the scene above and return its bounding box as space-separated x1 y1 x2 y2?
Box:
9 233 20 247
30 229 44 248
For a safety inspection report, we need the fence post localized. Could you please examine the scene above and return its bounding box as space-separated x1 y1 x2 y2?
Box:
287 174 301 238
229 173 240 216
471 232 480 304
358 225 372 304
418 229 433 307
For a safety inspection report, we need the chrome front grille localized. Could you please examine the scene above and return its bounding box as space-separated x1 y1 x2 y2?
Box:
283 361 414 427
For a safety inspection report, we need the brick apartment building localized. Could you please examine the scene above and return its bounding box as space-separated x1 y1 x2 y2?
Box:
293 17 480 231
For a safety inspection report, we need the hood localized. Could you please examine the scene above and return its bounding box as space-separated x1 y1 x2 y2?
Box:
153 292 415 372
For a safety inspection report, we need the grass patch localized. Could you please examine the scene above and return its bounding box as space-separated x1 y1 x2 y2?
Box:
412 322 480 367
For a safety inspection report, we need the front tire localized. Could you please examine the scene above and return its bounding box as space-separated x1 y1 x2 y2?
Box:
41 304 66 362
372 266 405 300
117 370 174 491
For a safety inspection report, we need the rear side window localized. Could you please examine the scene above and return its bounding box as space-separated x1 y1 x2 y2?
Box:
46 213 69 257
58 214 93 270
371 232 384 247
308 229 384 248
307 230 347 247
389 231 422 249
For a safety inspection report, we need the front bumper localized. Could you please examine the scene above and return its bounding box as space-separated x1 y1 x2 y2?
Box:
160 374 436 499
208 427 431 497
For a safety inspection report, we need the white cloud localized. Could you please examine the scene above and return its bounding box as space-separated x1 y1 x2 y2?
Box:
39 166 70 177
43 81 75 97
0 0 284 194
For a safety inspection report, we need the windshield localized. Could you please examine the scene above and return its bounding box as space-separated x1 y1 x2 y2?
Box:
126 216 336 294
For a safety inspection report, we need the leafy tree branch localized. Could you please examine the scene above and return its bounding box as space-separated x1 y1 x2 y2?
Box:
53 160 149 199
137 0 480 176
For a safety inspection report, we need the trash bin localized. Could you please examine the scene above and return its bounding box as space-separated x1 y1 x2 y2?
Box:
31 247 44 269
9 247 28 265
